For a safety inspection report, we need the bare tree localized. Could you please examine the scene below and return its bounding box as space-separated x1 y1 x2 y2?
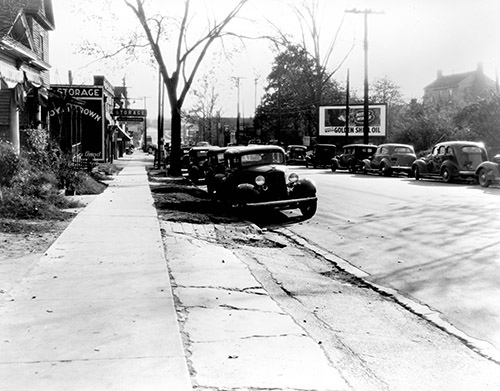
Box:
264 0 353 139
124 0 247 176
185 73 220 145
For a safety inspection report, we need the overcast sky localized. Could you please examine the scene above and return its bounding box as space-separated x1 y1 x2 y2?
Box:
49 0 500 119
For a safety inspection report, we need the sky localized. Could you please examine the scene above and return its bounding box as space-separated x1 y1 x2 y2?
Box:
49 0 500 121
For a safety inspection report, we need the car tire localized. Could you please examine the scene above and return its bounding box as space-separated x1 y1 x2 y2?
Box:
441 167 452 183
300 200 317 219
331 163 337 172
380 163 392 177
478 168 492 188
413 166 420 180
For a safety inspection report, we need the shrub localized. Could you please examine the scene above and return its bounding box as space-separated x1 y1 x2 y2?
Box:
0 188 70 220
0 141 19 186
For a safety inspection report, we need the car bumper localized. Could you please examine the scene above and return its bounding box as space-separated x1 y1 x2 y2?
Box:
245 196 317 209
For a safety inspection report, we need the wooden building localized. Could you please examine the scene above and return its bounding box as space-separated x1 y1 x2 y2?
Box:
0 0 54 152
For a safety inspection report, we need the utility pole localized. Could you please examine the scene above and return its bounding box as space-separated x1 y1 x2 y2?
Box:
345 68 350 144
157 67 165 169
345 8 383 144
232 76 245 144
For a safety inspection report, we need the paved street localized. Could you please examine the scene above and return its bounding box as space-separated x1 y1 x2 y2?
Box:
280 167 500 361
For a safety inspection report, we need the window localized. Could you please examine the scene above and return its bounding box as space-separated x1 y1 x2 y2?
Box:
39 34 45 60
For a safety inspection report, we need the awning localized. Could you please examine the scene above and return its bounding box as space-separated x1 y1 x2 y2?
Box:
0 63 24 88
110 124 132 141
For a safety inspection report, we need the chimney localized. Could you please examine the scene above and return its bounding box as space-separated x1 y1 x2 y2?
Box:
437 69 443 79
477 62 484 74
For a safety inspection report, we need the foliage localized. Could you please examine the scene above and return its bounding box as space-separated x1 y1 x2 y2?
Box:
254 44 344 145
0 129 108 220
454 94 500 155
0 141 19 187
388 101 457 152
369 76 405 107
0 187 70 220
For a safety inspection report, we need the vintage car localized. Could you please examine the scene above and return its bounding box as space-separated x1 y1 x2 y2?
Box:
206 145 317 218
476 154 500 187
331 144 377 173
285 145 308 165
306 144 336 168
363 143 416 176
187 145 217 184
205 147 228 194
412 141 488 183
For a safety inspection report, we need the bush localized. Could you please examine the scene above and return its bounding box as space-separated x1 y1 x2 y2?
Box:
0 141 19 186
0 188 71 220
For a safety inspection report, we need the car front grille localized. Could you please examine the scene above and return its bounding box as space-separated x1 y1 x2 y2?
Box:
262 170 287 200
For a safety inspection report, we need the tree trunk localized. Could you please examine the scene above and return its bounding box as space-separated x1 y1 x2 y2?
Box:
169 106 182 176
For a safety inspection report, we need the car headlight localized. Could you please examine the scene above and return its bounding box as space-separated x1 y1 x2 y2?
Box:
255 175 266 186
288 173 299 183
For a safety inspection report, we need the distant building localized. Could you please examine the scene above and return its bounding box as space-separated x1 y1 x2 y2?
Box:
0 0 54 152
423 63 498 108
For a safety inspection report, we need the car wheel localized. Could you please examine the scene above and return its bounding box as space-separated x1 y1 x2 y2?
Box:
441 167 453 183
478 168 492 188
413 166 420 180
300 200 317 219
331 163 337 172
380 163 392 177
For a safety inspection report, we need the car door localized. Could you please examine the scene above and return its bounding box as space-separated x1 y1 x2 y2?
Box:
371 146 387 169
429 145 445 173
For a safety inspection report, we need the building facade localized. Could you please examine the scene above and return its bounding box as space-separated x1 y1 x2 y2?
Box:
0 0 54 152
423 63 498 108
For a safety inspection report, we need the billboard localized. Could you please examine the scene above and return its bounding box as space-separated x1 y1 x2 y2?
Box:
319 104 386 137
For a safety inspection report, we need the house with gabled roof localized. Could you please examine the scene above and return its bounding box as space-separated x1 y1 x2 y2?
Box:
423 63 498 108
0 0 55 152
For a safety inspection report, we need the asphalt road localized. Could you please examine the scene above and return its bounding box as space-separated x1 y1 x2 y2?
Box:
280 167 500 360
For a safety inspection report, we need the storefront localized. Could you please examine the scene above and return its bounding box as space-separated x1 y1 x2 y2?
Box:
50 77 116 162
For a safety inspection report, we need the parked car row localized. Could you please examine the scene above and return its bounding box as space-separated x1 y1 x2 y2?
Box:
183 144 318 219
284 140 500 187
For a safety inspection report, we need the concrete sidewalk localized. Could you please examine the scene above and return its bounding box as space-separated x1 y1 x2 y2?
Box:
0 153 192 391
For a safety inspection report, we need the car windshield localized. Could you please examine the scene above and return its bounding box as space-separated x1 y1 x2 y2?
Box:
240 151 285 166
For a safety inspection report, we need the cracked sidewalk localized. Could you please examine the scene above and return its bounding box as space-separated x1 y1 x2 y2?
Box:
162 221 349 391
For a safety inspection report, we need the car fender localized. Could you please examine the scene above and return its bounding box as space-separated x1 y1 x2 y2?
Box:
476 161 500 178
236 183 259 203
476 160 498 173
412 159 428 173
378 157 392 168
362 158 372 169
290 178 316 198
441 160 459 176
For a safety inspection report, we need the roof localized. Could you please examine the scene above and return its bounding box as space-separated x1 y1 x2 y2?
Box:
424 71 474 90
435 141 485 148
226 145 285 155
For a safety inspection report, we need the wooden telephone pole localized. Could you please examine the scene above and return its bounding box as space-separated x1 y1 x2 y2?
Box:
345 8 383 144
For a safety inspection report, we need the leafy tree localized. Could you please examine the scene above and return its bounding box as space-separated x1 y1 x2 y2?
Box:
369 76 405 140
454 94 500 155
254 44 344 145
389 100 456 153
124 0 247 175
369 76 404 107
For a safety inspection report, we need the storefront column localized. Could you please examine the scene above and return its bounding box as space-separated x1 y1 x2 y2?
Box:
9 90 20 154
